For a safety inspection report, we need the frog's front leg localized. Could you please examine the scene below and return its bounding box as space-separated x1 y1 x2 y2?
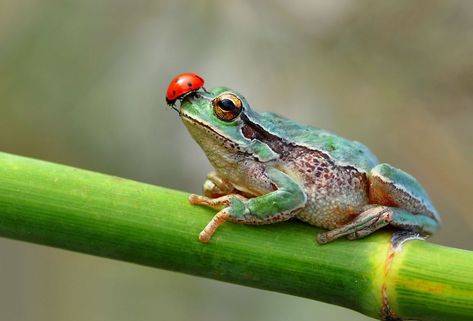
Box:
189 167 307 243
317 163 441 244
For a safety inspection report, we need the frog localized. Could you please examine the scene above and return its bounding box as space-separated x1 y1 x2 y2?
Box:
172 82 441 244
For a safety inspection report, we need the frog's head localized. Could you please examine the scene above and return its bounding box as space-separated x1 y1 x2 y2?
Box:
179 86 252 149
178 87 277 163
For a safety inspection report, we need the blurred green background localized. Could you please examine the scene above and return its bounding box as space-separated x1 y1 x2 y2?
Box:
0 1 472 320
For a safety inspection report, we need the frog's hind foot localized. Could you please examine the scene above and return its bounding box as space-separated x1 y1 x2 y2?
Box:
317 205 390 244
316 205 438 244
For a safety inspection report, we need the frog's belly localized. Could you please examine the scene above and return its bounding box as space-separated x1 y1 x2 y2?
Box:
290 159 370 229
296 190 367 230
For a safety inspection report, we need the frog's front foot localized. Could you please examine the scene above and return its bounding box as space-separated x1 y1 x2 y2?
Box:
188 194 247 243
189 168 307 243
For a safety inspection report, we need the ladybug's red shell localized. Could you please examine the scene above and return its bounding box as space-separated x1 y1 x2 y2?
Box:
166 73 205 105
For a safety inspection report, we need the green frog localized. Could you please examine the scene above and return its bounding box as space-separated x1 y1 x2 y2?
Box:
171 81 441 244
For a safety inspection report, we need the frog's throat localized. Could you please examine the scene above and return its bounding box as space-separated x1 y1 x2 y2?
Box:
181 114 249 154
181 114 279 163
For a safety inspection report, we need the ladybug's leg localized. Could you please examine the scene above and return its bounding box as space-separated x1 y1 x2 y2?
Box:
169 104 179 113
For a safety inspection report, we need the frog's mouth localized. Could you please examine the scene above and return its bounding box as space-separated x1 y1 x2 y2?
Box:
180 112 225 140
182 115 253 167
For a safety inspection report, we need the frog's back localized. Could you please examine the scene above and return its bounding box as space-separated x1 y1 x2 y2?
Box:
254 112 379 172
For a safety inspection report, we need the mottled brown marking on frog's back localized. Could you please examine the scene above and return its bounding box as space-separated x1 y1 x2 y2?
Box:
281 146 370 229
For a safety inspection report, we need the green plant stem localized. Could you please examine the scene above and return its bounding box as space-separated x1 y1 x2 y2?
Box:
0 152 471 321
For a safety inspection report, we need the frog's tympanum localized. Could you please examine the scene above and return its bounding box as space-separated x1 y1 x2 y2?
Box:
167 74 441 244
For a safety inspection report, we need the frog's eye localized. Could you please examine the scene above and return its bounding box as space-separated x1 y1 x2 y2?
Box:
212 93 242 121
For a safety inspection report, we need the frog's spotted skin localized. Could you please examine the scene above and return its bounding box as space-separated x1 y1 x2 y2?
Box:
176 85 441 244
285 146 369 229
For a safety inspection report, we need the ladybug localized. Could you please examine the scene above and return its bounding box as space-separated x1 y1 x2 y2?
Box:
166 72 205 106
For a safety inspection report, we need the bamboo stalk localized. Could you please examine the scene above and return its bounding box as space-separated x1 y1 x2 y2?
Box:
0 151 471 320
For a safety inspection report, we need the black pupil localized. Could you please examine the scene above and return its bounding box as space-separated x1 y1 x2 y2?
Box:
218 99 237 112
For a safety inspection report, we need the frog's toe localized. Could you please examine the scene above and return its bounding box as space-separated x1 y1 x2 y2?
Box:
317 228 372 244
189 194 239 209
203 171 235 198
188 193 204 204
199 208 230 243
346 229 374 240
316 232 331 244
317 230 349 244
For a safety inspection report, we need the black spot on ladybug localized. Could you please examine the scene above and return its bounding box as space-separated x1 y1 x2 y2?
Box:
187 82 193 87
173 90 176 94
175 79 178 83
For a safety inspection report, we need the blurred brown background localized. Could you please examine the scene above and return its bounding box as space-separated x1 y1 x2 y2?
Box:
0 1 472 320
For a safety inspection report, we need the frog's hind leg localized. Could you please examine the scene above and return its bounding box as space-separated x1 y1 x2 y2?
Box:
317 163 440 244
317 205 439 244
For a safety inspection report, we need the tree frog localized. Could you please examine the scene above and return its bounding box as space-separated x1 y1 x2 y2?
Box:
170 78 441 244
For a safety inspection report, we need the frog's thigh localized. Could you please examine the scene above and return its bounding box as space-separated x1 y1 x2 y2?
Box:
317 206 439 244
202 171 235 197
368 163 440 222
193 167 307 243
